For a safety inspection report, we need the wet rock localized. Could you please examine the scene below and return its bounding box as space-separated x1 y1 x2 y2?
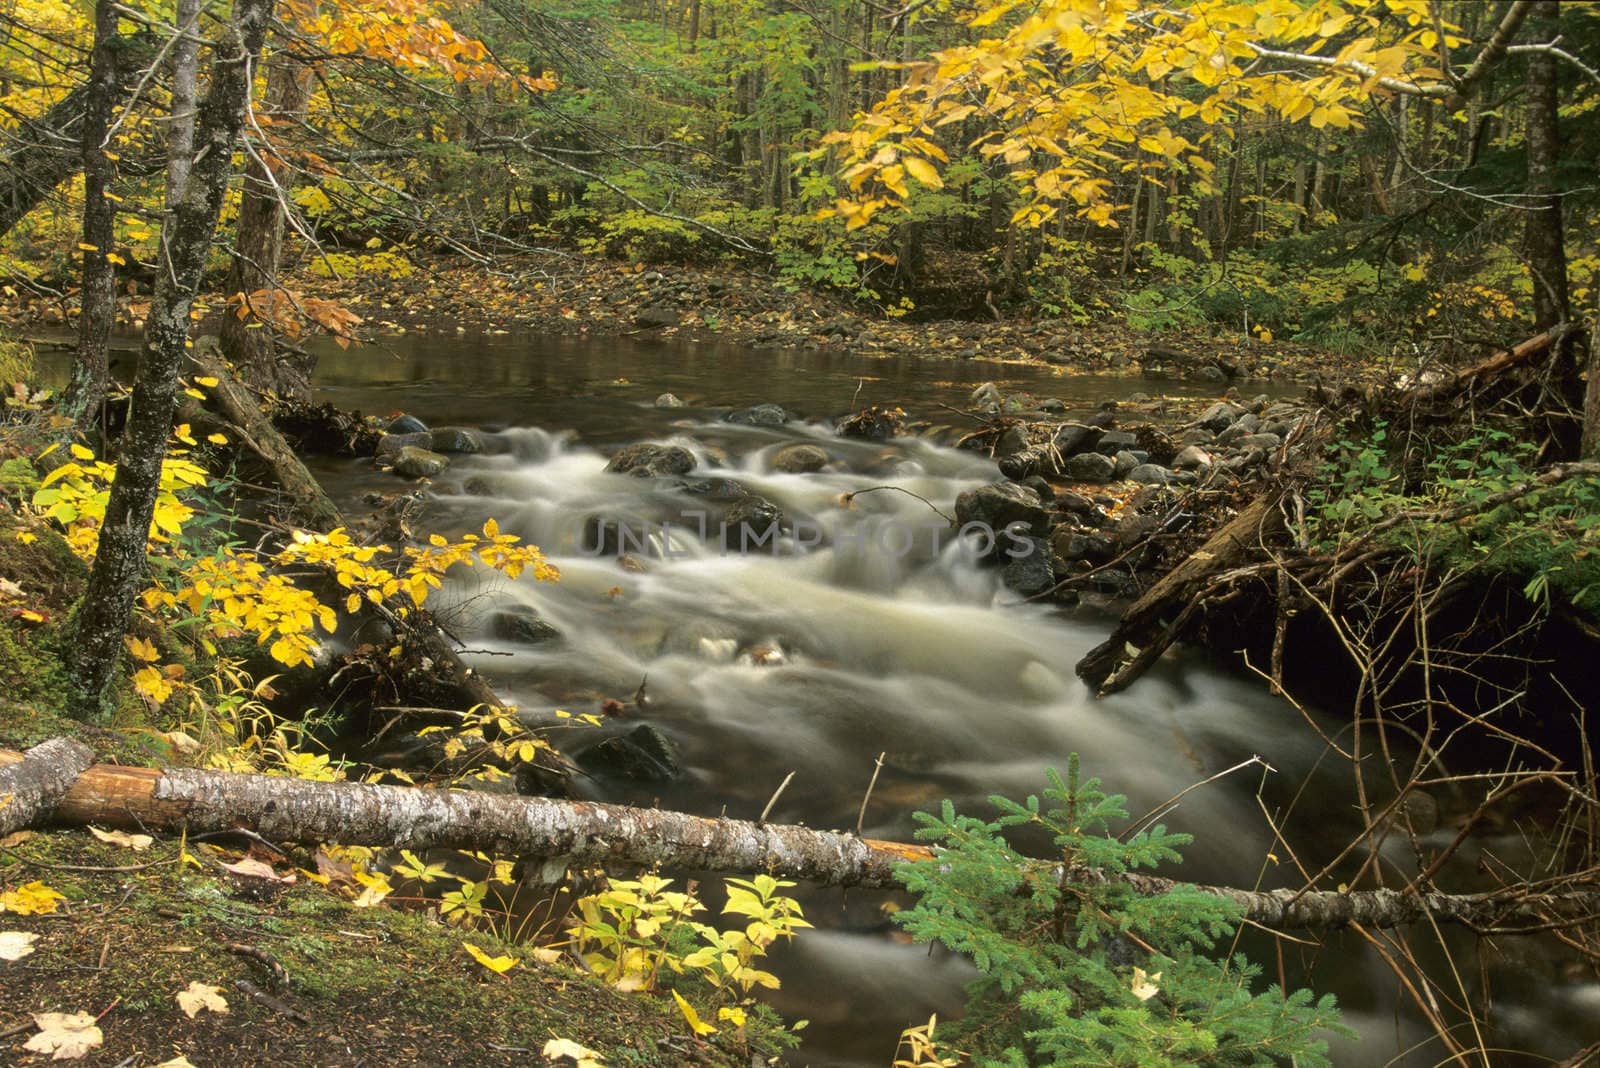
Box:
1051 526 1114 564
1112 450 1144 479
837 407 904 439
490 606 561 645
375 431 431 459
429 427 483 454
1129 463 1177 485
1053 413 1114 455
1177 428 1215 446
634 306 681 330
1189 365 1228 384
1064 451 1116 483
392 446 449 478
1236 432 1283 451
1053 490 1101 522
577 724 682 783
1002 538 1056 596
1195 401 1247 432
725 403 789 427
677 477 750 502
654 392 687 408
1216 413 1261 445
723 495 785 548
970 382 1004 412
994 425 1030 458
1038 398 1067 414
1020 476 1054 502
606 443 695 478
1093 429 1139 455
771 443 829 474
955 481 1049 536
386 413 428 434
1172 445 1213 471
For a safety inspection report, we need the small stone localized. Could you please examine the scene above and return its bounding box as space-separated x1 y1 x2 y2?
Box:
724 403 788 427
1195 401 1246 432
770 443 829 474
654 393 687 408
490 607 561 645
1002 537 1056 596
1112 450 1141 479
955 481 1049 538
1172 445 1213 471
1093 430 1139 455
1129 463 1176 485
391 446 449 479
1064 451 1117 482
386 414 428 434
970 382 1004 411
994 425 1030 457
634 307 681 329
577 724 682 783
375 431 431 459
1190 365 1228 384
429 427 483 454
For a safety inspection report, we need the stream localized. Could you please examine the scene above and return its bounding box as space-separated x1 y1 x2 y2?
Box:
39 331 1599 1065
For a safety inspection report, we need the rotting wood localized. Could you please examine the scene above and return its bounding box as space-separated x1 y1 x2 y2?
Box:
0 737 95 836
4 744 1597 934
1077 493 1284 694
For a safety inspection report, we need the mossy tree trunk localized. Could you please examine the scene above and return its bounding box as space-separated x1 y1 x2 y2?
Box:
69 0 276 713
61 0 120 437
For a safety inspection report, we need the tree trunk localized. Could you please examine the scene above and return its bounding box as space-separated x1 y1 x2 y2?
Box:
0 738 94 836
60 0 120 436
220 55 315 402
167 0 201 205
6 742 1598 933
69 0 277 713
1524 3 1569 332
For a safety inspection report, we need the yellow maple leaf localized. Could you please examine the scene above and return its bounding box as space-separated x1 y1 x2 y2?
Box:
463 941 519 974
0 880 66 915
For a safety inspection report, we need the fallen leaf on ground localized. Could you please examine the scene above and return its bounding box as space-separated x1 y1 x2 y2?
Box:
542 1037 606 1066
0 880 65 915
88 826 154 851
25 1012 103 1060
463 941 518 974
0 829 33 847
221 857 295 883
176 981 229 1018
0 930 39 960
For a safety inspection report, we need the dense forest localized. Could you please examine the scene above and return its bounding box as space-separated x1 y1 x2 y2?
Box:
0 0 1598 1065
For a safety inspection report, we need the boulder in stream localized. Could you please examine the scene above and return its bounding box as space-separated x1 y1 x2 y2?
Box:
577 724 683 783
955 481 1050 537
724 403 788 427
391 446 449 479
429 427 484 454
490 606 561 645
771 443 829 474
606 443 695 478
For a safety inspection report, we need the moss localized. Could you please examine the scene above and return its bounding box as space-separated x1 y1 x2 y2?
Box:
0 830 780 1066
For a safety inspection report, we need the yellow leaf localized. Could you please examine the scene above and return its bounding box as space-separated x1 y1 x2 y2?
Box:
106 253 126 266
463 941 519 974
24 1012 103 1060
78 243 99 252
0 880 66 916
124 636 160 662
194 376 219 387
69 443 95 461
903 156 943 190
206 433 228 445
176 981 229 1018
173 424 196 445
1131 967 1161 1001
542 1038 607 1067
672 989 718 1036
88 826 153 851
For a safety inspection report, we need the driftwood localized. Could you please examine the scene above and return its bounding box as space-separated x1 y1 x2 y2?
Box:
0 738 94 836
1411 327 1562 402
185 337 342 531
5 742 1598 934
1077 493 1284 694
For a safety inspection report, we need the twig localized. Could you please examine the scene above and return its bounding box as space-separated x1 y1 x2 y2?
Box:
758 771 795 825
856 753 887 837
232 978 310 1023
843 485 954 523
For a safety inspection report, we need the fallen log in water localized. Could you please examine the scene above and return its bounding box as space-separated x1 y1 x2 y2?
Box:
6 743 1597 934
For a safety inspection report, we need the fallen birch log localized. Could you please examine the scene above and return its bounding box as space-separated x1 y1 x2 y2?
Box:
6 744 1598 934
0 738 95 836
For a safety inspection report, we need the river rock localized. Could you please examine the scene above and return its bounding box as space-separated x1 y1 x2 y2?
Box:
375 431 430 459
490 606 561 645
723 495 785 549
994 425 1030 458
1172 445 1213 471
970 381 1004 412
1053 490 1101 522
1235 432 1282 451
1053 413 1114 455
1112 450 1144 479
386 413 428 434
1020 475 1054 503
654 392 687 408
725 403 788 427
606 443 695 478
955 481 1049 536
1177 427 1215 446
1064 451 1116 483
1216 414 1261 445
577 724 682 783
391 446 449 478
771 443 829 473
1002 538 1056 596
1195 401 1246 432
429 427 483 454
1129 463 1177 485
634 306 681 329
1093 430 1138 455
1189 365 1228 384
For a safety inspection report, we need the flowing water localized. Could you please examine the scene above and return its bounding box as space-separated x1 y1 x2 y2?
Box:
36 332 1597 1065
